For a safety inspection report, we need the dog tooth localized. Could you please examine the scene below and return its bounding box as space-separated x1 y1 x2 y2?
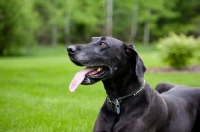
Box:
97 67 102 72
97 67 100 72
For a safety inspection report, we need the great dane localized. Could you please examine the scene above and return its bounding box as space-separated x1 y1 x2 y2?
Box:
67 36 200 132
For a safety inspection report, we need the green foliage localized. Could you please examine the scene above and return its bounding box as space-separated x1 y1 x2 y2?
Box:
0 0 36 55
1 0 200 55
31 0 200 44
154 0 200 39
158 33 200 69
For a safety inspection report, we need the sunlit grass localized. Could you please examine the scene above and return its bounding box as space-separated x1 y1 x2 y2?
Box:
0 45 200 131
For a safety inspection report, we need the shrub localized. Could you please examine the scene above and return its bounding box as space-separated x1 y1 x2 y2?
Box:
158 33 200 69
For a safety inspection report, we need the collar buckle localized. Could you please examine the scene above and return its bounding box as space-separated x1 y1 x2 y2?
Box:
106 98 121 114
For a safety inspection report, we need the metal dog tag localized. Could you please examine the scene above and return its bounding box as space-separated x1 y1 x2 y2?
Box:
115 99 120 114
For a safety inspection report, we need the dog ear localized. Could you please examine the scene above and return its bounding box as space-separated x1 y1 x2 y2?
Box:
91 37 101 42
92 36 106 41
91 37 107 42
123 44 146 79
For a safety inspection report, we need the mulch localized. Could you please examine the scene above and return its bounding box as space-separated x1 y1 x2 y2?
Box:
147 66 200 73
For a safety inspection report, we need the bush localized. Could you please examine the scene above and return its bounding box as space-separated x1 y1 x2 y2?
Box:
158 33 200 69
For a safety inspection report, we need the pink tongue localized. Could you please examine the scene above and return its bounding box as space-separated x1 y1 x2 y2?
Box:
69 67 96 92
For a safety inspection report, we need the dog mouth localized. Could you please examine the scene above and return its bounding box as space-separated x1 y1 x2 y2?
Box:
85 66 109 78
69 66 110 92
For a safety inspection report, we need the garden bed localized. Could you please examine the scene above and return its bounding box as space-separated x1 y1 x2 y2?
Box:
147 66 200 73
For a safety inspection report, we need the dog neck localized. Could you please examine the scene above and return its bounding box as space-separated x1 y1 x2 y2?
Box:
102 73 145 114
102 73 143 99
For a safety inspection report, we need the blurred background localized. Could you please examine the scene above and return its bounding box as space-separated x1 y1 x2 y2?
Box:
0 0 200 55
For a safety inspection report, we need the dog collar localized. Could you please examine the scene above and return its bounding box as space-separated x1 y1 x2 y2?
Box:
106 80 145 114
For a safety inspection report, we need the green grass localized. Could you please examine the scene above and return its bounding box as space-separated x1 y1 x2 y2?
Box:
0 45 200 132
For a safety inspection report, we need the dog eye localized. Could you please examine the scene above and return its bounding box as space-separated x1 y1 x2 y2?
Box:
100 42 107 47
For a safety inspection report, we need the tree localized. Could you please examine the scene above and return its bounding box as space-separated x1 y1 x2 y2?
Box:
129 3 139 43
143 9 151 45
1 0 199 50
52 0 58 46
106 0 113 36
65 0 71 45
155 0 200 38
0 0 36 55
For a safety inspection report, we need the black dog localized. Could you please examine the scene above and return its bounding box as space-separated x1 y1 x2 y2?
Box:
67 37 200 132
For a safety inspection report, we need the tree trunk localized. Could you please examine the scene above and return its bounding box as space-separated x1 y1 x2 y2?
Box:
52 24 57 46
52 0 57 46
106 0 113 36
143 21 150 45
129 4 139 44
0 45 4 55
143 9 151 46
65 11 71 45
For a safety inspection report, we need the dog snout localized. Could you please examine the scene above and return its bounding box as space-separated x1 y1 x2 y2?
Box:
67 45 77 55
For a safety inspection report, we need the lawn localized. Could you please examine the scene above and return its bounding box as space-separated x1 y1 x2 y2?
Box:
0 45 200 132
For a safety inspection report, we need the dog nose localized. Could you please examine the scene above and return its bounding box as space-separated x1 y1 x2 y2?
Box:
67 45 77 54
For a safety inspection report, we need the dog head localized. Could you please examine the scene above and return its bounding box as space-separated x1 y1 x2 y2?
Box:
67 37 146 92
